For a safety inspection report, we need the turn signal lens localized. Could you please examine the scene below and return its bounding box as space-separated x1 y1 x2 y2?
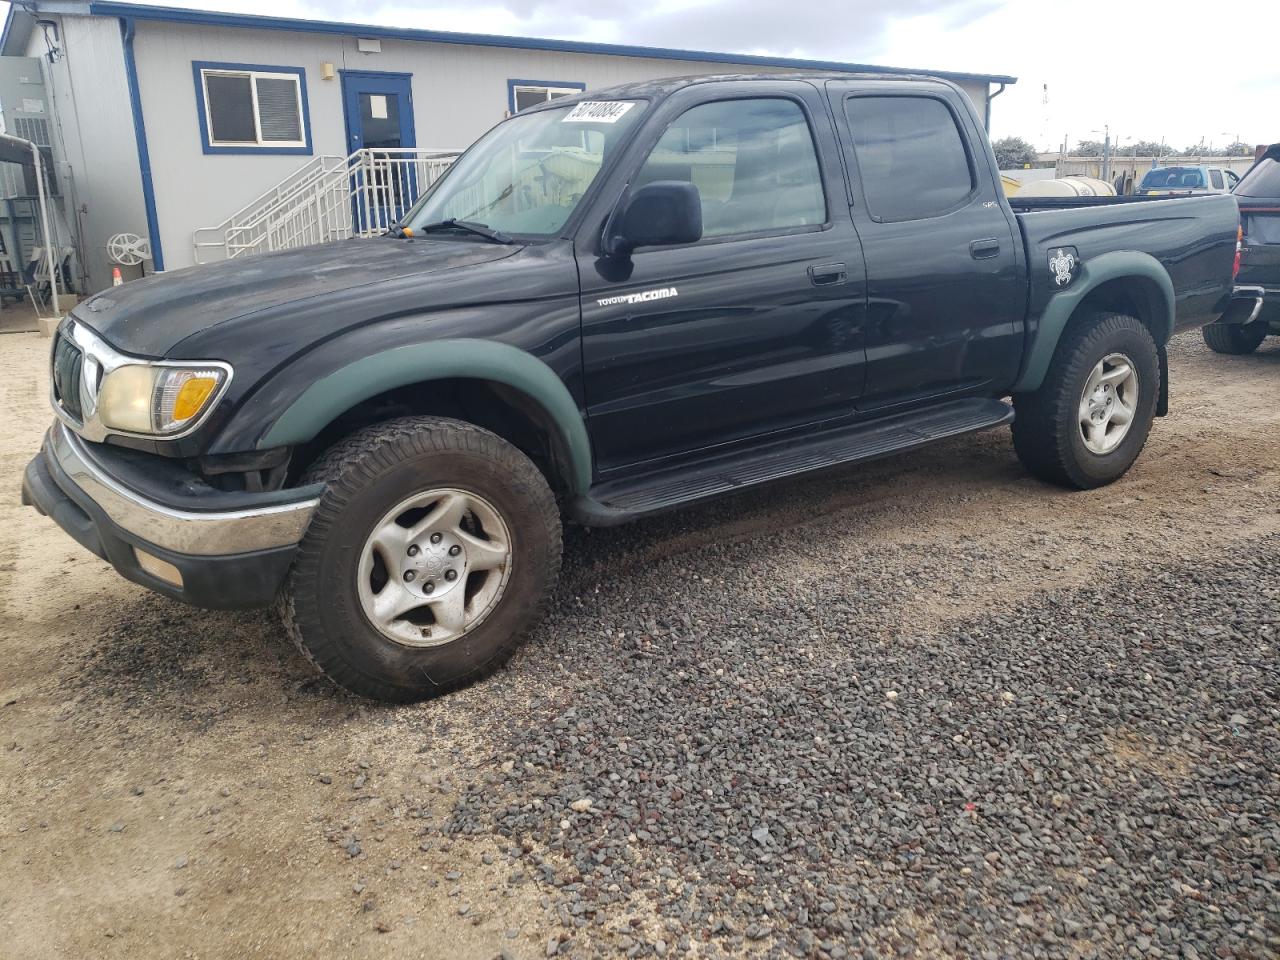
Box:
1233 224 1243 280
171 376 219 422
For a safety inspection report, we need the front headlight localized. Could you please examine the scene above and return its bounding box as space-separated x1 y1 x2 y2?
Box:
98 363 230 436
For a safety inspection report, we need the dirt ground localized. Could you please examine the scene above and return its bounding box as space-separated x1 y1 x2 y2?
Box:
1 328 1277 959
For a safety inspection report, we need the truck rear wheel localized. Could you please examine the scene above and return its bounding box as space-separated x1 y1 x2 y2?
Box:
1201 320 1267 355
281 416 562 702
1012 312 1159 490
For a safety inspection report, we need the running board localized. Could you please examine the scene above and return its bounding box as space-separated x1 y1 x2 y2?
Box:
571 397 1014 526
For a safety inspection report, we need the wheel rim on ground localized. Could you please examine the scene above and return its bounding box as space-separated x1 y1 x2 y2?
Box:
1078 352 1139 455
356 488 513 647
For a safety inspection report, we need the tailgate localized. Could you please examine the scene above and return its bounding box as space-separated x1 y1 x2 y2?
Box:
1239 204 1280 289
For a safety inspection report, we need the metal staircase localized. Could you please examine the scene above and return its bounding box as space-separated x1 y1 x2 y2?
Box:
192 148 461 264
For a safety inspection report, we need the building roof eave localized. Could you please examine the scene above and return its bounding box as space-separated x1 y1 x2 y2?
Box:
80 1 1017 86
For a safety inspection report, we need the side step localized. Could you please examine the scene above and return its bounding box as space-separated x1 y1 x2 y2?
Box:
571 397 1014 526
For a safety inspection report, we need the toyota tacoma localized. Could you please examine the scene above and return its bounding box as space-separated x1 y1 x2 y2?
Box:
23 74 1241 701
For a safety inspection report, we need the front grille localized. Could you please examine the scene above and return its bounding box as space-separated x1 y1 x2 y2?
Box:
51 332 85 421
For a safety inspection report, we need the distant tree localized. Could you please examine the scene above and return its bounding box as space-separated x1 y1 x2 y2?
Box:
1127 140 1169 158
1221 141 1254 156
991 136 1039 169
1069 139 1107 156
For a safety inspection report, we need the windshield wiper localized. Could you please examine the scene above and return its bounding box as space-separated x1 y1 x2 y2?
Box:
412 219 514 244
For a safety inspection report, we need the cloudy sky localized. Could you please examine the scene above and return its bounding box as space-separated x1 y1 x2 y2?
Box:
8 0 1277 151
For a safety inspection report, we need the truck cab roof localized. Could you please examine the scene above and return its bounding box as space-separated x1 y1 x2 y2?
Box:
524 71 962 110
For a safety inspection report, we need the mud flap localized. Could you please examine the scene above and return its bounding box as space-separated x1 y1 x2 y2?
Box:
1157 344 1169 417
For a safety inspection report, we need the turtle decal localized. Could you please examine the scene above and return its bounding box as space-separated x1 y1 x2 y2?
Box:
1049 247 1079 287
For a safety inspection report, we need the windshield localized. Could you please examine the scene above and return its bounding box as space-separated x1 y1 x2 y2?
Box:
1140 167 1205 190
1235 156 1280 198
405 100 647 238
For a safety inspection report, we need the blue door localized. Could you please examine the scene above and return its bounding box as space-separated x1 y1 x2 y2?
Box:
341 71 417 231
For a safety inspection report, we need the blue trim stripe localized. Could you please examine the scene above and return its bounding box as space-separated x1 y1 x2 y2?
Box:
338 69 414 80
86 2 1016 86
507 79 586 114
192 60 313 156
120 17 164 272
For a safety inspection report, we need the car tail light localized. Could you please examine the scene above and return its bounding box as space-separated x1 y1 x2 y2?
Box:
1233 224 1242 280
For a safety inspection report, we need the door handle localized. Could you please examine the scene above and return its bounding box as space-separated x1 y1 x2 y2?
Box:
969 238 1001 260
808 262 847 286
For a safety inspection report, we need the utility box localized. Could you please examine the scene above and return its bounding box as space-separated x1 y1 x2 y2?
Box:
0 57 55 197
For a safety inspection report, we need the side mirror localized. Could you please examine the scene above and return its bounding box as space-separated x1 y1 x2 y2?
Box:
604 181 702 258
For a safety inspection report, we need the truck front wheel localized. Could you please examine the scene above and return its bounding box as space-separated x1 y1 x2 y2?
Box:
1012 312 1159 490
281 416 562 702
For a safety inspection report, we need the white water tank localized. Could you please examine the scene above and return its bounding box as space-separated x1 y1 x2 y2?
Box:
1015 176 1117 198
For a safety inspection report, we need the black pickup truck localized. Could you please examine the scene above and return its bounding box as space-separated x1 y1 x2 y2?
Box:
23 74 1240 701
1202 143 1280 354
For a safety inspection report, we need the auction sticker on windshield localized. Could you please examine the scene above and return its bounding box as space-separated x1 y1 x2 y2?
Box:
563 101 635 123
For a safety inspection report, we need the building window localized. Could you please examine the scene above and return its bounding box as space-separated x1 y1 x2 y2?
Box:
507 79 586 114
193 62 311 155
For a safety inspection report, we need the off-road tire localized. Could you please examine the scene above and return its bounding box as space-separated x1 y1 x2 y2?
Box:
280 416 561 702
1201 320 1267 355
1012 312 1160 490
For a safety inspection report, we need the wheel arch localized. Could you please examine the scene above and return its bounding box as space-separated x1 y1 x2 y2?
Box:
1014 251 1175 393
261 340 593 496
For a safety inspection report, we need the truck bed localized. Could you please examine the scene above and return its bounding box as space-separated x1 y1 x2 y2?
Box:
1014 192 1239 335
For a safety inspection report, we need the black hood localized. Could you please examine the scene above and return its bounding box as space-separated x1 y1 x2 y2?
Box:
77 237 519 358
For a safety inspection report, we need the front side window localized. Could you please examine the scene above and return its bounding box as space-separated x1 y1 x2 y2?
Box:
406 100 646 237
633 98 826 239
196 63 308 152
510 81 586 113
845 96 974 222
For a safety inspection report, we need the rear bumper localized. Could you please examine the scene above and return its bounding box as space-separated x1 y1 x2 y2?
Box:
1216 285 1266 326
21 423 321 609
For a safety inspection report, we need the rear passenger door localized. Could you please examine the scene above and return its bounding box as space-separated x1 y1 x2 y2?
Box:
828 81 1025 410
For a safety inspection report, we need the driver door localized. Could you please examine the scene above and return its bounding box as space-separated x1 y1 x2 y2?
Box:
577 83 868 473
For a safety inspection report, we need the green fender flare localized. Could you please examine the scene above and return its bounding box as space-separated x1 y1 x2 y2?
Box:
261 339 594 495
1013 250 1175 393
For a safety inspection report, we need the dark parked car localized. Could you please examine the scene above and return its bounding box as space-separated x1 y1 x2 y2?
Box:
23 74 1240 701
1202 144 1280 354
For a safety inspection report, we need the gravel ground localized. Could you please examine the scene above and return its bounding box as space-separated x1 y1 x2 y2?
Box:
2 329 1278 959
447 537 1280 959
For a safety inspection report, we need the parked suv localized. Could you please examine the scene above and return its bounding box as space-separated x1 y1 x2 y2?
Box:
1202 144 1280 354
23 74 1240 701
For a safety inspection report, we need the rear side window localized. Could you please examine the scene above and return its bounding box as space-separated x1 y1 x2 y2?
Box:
634 98 827 239
1235 157 1280 198
844 96 974 222
1210 169 1224 189
1140 167 1205 190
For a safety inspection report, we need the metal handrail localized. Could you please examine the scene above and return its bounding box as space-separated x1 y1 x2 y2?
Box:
193 147 461 263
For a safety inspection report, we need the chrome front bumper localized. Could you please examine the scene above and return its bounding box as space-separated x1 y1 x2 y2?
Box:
22 422 322 609
45 422 317 555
